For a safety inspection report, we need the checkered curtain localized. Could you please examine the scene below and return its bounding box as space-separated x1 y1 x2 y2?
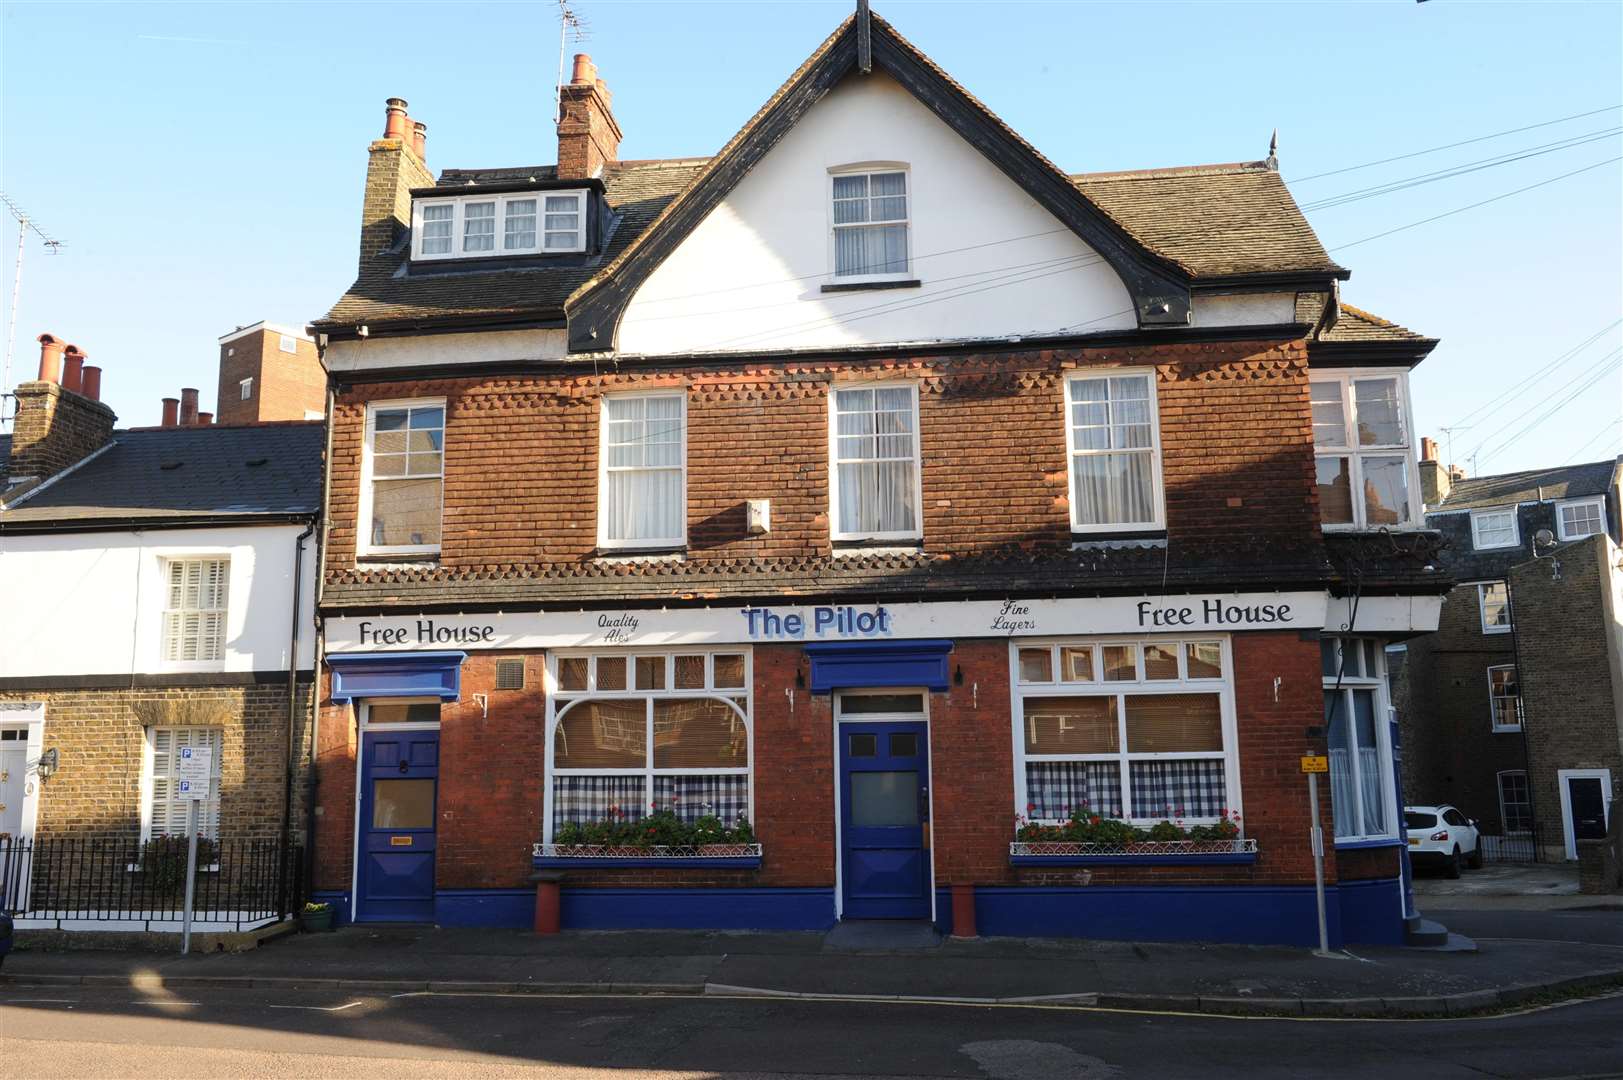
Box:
552 775 647 828
653 775 750 824
1025 761 1123 819
1128 759 1226 818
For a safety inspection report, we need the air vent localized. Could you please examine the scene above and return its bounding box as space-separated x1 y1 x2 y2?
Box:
246 457 269 467
495 659 525 690
160 461 184 471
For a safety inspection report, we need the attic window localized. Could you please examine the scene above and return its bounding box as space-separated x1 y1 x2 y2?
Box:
412 191 586 261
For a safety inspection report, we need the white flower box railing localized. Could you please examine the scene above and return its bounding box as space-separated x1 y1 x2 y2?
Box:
532 842 763 868
1010 838 1258 865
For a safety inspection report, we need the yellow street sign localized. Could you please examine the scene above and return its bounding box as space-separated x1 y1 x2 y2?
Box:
1300 755 1329 774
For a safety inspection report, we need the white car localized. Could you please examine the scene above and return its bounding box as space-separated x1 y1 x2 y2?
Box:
1405 804 1482 877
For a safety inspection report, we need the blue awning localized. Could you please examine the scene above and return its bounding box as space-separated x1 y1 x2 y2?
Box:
803 639 953 694
327 651 467 702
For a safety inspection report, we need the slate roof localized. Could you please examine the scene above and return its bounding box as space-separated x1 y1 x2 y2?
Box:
1433 460 1618 513
0 434 11 489
322 539 1339 610
0 422 323 528
315 13 1344 334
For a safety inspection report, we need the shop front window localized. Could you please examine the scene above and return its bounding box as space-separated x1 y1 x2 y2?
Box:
1321 637 1397 841
1012 638 1238 825
547 651 751 838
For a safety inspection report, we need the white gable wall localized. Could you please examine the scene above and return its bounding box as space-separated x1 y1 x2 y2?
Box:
617 72 1137 356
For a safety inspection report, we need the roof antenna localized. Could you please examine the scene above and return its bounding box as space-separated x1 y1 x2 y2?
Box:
1 191 66 425
1265 129 1279 171
856 0 873 74
554 0 590 127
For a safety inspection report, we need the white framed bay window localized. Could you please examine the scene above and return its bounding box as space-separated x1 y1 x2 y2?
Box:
544 650 753 840
412 191 585 261
1064 371 1164 532
1321 638 1398 843
1311 371 1420 529
599 392 686 550
359 399 444 557
1011 638 1239 825
829 384 922 542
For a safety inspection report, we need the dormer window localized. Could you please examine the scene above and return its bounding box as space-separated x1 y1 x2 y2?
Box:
412 191 586 261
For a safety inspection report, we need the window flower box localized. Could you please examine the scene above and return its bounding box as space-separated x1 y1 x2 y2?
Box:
1009 838 1258 866
531 842 763 869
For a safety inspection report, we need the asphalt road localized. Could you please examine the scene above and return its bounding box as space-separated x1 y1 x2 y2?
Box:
5 984 1623 1080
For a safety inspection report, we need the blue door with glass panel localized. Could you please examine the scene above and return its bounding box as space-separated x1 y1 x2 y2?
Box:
840 722 930 919
358 729 439 922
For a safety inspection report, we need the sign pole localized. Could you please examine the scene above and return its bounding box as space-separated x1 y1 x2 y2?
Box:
1300 753 1333 958
181 800 198 955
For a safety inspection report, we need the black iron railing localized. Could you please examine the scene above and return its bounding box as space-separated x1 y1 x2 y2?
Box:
0 835 303 931
1480 832 1538 863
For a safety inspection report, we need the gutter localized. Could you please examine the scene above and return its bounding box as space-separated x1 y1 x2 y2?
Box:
277 519 316 917
0 511 315 535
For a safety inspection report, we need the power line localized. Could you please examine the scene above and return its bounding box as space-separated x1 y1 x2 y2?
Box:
1444 318 1621 429
1289 105 1623 183
1475 348 1623 465
1562 419 1622 465
1300 127 1622 213
1328 156 1621 252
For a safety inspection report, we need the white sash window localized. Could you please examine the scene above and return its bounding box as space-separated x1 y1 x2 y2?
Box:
162 558 229 663
599 393 686 549
830 384 922 541
143 727 222 840
1065 372 1164 531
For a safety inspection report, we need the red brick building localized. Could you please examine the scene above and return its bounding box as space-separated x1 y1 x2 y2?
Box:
215 322 325 426
306 11 1447 945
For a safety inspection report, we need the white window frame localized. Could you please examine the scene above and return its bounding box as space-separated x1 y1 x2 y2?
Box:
1311 369 1422 531
1488 663 1523 732
1470 507 1519 550
597 390 688 551
827 381 924 543
159 557 230 668
411 191 586 261
1496 769 1533 835
239 377 253 402
1063 369 1166 534
358 398 445 558
1009 636 1242 827
1557 767 1613 861
138 726 223 844
1321 637 1400 843
542 649 754 844
1477 581 1513 635
278 334 297 354
1555 496 1606 541
827 164 912 283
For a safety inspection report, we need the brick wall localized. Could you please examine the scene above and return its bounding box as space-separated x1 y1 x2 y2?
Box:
6 380 116 486
359 138 434 274
1511 535 1623 860
325 339 1319 578
0 683 312 842
216 331 326 425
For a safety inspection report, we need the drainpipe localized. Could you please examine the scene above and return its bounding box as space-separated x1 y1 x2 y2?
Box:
278 519 316 917
303 379 337 904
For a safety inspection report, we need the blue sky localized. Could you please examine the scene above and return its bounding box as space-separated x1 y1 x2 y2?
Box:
3 0 1619 475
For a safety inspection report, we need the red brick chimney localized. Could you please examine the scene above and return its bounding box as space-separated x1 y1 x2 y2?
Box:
179 387 200 426
1417 435 1452 507
4 331 117 501
359 97 435 274
557 54 621 180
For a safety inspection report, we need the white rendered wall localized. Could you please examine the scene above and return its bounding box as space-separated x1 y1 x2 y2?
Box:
324 328 568 372
617 72 1138 356
0 524 317 677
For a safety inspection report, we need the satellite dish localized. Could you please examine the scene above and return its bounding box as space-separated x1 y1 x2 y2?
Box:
1534 528 1556 551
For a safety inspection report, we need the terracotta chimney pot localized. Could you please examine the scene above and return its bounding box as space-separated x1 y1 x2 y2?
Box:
383 97 410 141
36 333 65 383
411 120 427 160
570 53 596 85
197 412 214 426
61 346 85 394
179 387 200 426
161 397 180 427
81 365 102 402
1420 437 1438 463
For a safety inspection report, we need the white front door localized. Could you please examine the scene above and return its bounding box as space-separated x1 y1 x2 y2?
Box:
0 732 26 839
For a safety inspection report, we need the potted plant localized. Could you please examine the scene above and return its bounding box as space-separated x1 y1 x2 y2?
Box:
300 901 335 932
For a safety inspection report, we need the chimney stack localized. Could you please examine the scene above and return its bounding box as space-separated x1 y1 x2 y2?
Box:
36 333 65 383
180 387 200 426
81 365 102 402
1417 435 1452 507
556 53 621 180
161 397 180 427
359 97 436 273
61 345 85 394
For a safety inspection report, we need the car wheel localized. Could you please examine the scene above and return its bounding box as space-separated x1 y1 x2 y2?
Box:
1445 847 1462 879
1467 842 1484 870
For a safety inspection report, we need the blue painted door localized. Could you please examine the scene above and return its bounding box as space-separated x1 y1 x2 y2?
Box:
358 729 439 922
840 722 930 919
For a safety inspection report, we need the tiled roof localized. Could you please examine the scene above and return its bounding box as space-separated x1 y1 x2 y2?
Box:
1315 303 1435 345
316 158 708 329
1435 460 1618 513
0 434 10 489
1073 163 1343 279
324 541 1334 610
0 422 323 527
